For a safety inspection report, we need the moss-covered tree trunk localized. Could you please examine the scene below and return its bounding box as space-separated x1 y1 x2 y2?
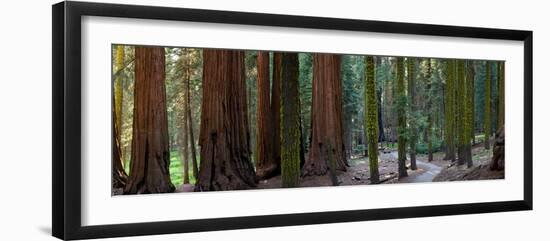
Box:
303 54 347 176
114 45 124 137
443 59 456 161
365 56 380 183
463 61 475 167
280 53 302 187
456 60 466 165
124 47 175 194
498 61 505 129
396 57 408 178
255 51 278 179
407 57 418 169
484 61 492 150
195 49 257 191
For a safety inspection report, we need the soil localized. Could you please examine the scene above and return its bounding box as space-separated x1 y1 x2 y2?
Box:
166 142 504 192
433 143 504 181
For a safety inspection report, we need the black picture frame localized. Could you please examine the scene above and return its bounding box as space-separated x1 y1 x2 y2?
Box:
52 1 533 240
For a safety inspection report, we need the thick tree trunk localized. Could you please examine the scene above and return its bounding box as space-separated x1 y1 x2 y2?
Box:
396 57 408 178
280 53 302 187
497 62 505 130
443 59 456 161
490 126 505 171
124 47 175 194
407 57 417 169
426 59 433 162
271 53 282 175
456 60 466 165
255 51 277 179
463 61 475 167
365 56 380 183
303 54 347 176
195 50 257 191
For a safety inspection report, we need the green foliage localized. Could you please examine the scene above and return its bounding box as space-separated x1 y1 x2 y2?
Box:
168 150 198 186
245 51 259 163
416 138 444 154
298 53 313 150
484 61 492 147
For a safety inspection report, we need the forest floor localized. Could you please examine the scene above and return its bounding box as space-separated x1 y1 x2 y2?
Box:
169 141 504 193
256 142 503 189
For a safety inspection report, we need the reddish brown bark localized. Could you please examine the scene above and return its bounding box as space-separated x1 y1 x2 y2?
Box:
303 54 347 176
271 53 282 174
124 47 175 194
186 51 199 180
195 49 257 191
255 51 276 179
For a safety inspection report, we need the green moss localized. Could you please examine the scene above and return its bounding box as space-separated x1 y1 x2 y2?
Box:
365 56 379 183
280 53 301 188
396 57 407 177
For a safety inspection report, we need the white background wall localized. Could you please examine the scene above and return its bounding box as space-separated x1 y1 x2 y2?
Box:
0 0 547 240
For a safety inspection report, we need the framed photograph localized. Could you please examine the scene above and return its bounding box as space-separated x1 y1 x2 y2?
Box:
52 1 533 240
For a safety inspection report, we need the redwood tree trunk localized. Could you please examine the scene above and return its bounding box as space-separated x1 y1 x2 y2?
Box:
124 47 175 194
255 51 277 179
186 55 199 180
271 53 282 171
303 54 347 176
195 49 256 191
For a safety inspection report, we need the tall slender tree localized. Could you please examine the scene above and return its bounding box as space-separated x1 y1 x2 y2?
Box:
443 59 456 161
396 57 408 178
407 57 418 169
114 45 125 137
365 56 380 183
484 61 492 150
456 60 466 165
280 53 302 187
180 49 190 184
425 59 434 162
112 95 127 188
195 50 257 191
303 54 347 176
124 47 175 194
186 50 199 180
498 61 505 129
112 45 128 189
463 61 475 167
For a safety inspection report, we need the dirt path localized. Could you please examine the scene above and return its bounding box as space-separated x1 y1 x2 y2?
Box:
388 151 443 183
